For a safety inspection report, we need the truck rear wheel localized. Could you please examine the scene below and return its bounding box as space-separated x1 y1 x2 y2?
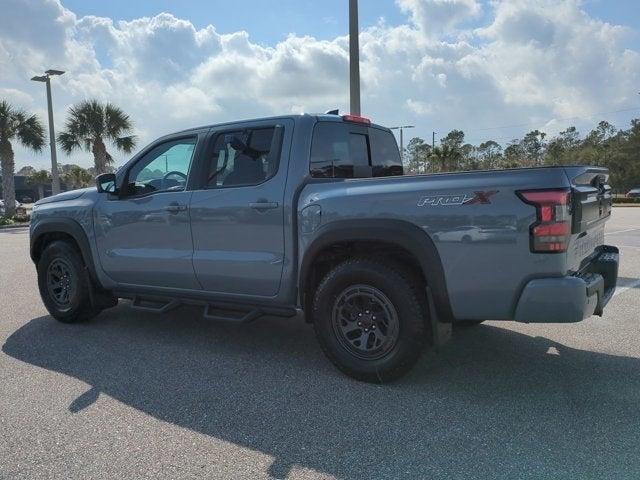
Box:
37 240 100 323
312 258 427 383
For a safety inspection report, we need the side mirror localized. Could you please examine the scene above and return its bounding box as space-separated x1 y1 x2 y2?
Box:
96 173 117 194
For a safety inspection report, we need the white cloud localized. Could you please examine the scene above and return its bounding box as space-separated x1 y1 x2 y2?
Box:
407 98 433 115
0 0 638 169
396 0 482 36
471 0 640 118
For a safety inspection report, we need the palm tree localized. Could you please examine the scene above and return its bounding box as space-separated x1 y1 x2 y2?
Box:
0 100 45 217
27 169 52 201
57 100 136 175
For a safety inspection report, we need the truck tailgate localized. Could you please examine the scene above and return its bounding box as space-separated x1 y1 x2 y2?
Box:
565 166 613 271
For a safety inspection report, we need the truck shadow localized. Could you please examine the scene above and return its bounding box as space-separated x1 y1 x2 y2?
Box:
4 304 640 479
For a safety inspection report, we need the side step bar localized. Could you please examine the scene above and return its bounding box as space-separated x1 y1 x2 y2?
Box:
131 296 181 313
203 305 262 324
127 294 284 324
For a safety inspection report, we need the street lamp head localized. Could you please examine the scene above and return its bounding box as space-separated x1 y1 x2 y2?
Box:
45 69 65 76
31 75 48 82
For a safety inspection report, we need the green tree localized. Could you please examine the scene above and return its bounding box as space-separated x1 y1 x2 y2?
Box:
440 130 465 150
546 127 580 165
521 130 547 166
503 141 525 168
459 143 479 170
58 100 136 175
607 119 640 191
61 165 93 190
405 137 432 174
435 130 466 172
27 169 52 200
477 140 503 169
585 120 617 147
17 165 36 176
0 100 45 217
431 145 462 172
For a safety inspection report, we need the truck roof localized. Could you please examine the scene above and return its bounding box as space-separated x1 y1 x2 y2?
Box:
173 113 391 135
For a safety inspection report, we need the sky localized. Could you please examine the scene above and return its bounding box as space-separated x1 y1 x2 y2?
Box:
1 0 639 170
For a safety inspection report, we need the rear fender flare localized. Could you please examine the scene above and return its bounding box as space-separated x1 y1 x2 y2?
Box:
299 219 455 322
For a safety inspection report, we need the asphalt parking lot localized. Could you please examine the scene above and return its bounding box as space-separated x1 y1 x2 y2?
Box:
1 208 639 480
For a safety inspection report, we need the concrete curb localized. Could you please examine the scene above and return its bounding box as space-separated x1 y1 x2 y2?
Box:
0 223 30 230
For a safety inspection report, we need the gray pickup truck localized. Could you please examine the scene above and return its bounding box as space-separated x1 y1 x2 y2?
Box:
30 113 619 382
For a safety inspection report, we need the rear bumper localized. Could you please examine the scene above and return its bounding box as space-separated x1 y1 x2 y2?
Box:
514 245 619 323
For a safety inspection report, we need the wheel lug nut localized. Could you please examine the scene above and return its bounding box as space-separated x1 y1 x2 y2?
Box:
357 322 362 326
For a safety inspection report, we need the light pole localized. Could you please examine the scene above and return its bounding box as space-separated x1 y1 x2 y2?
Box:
349 0 361 116
390 125 415 162
31 69 64 195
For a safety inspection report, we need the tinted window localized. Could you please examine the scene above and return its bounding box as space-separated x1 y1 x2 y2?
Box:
126 138 196 196
310 122 402 178
310 123 370 178
205 127 277 188
370 128 403 177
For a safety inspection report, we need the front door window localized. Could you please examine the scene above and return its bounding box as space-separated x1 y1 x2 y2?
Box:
125 138 197 196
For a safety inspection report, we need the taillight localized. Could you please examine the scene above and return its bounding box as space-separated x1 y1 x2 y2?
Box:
342 114 372 125
517 189 571 253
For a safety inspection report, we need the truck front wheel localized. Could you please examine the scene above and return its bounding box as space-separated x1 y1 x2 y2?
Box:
37 240 101 323
312 258 427 383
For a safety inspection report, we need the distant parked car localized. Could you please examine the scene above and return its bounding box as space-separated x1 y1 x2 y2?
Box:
20 196 33 203
0 199 29 220
627 188 640 198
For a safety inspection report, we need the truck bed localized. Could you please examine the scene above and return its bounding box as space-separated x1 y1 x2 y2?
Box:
298 165 612 321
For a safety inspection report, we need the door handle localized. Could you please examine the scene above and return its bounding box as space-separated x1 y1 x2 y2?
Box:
249 201 279 212
165 203 187 214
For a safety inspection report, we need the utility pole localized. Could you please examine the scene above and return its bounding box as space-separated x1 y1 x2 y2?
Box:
349 0 361 116
390 126 415 162
31 69 65 195
432 131 436 150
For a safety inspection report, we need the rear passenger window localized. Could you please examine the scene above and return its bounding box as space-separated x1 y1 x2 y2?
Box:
205 127 279 188
310 122 403 178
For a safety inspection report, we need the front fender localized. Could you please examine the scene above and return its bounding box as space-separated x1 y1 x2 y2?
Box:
30 218 101 287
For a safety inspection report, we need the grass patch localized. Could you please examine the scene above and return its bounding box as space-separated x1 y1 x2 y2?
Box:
0 216 17 226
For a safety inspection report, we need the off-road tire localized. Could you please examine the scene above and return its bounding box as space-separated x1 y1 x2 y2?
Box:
312 258 428 383
37 240 100 323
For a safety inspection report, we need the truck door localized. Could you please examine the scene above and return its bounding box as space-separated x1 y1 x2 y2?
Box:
189 119 293 297
93 134 202 289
